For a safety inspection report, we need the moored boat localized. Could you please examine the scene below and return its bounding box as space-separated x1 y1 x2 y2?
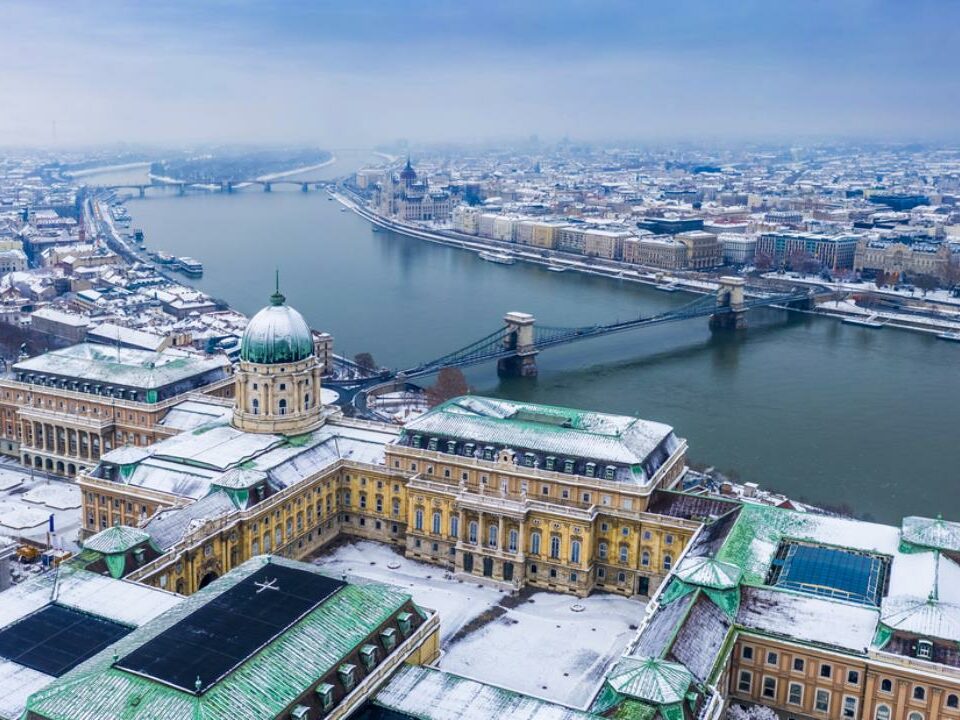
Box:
478 251 516 265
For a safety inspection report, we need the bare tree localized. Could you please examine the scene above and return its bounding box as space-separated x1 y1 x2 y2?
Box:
354 352 377 372
426 367 470 407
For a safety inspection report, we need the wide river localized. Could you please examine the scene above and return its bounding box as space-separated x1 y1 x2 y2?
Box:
84 153 958 523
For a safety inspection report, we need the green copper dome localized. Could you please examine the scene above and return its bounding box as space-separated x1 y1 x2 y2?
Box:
240 287 314 364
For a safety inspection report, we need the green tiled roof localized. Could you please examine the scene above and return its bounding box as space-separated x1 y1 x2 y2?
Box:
605 657 692 705
26 557 414 720
82 526 151 555
673 557 741 590
239 294 314 364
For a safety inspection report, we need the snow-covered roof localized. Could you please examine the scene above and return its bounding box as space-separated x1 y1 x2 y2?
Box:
737 587 878 654
14 343 228 390
880 596 960 640
374 665 597 720
674 557 742 590
402 395 678 471
82 525 151 555
606 657 692 704
95 416 396 502
901 516 960 553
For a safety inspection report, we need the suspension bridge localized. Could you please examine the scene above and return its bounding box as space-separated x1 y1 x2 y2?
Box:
330 279 831 412
396 278 824 380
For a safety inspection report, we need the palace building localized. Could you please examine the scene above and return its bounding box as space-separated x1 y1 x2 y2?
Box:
0 342 232 477
74 288 693 599
9 289 960 720
571 504 960 720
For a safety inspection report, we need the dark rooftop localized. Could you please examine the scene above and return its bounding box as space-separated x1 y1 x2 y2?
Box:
0 604 131 677
115 562 345 694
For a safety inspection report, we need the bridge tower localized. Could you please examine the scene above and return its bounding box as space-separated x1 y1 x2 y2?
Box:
177 183 185 196
497 312 538 377
710 276 747 330
301 183 309 193
138 186 146 198
264 182 272 192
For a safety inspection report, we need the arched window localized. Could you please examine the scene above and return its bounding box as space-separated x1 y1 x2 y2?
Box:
251 398 259 415
468 521 478 544
304 393 310 408
619 544 629 564
598 542 608 560
663 554 673 571
530 531 541 555
278 398 287 416
571 539 581 564
909 713 924 720
550 535 561 559
414 508 424 531
488 524 498 547
432 511 441 534
450 515 459 538
875 705 891 720
880 679 893 693
914 688 926 702
509 529 518 552
947 695 959 710
392 498 400 517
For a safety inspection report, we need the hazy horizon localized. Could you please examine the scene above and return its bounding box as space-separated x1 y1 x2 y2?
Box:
3 0 959 149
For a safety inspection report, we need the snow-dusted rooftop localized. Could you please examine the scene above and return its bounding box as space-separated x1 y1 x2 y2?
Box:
13 343 229 390
400 396 680 483
97 409 398 503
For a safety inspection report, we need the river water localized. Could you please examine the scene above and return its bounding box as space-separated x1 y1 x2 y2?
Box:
83 153 959 523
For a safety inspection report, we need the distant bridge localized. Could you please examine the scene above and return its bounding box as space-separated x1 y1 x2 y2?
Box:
99 178 336 197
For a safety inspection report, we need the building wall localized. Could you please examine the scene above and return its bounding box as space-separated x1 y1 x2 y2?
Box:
729 635 960 720
106 427 691 600
0 375 235 476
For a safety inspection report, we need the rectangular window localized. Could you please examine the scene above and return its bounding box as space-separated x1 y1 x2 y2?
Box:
788 683 803 705
793 658 805 673
742 645 754 660
847 670 859 685
815 689 831 713
738 670 752 693
843 696 857 719
820 664 832 679
762 676 777 699
767 651 779 667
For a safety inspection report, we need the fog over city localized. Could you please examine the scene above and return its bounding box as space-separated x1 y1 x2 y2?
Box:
3 0 959 148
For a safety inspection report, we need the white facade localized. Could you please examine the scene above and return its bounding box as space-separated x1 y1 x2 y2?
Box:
719 233 757 265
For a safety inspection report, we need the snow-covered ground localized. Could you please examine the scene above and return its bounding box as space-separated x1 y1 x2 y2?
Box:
313 540 503 643
314 540 645 708
441 590 643 707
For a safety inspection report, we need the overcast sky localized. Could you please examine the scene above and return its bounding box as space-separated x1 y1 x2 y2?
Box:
2 0 959 148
